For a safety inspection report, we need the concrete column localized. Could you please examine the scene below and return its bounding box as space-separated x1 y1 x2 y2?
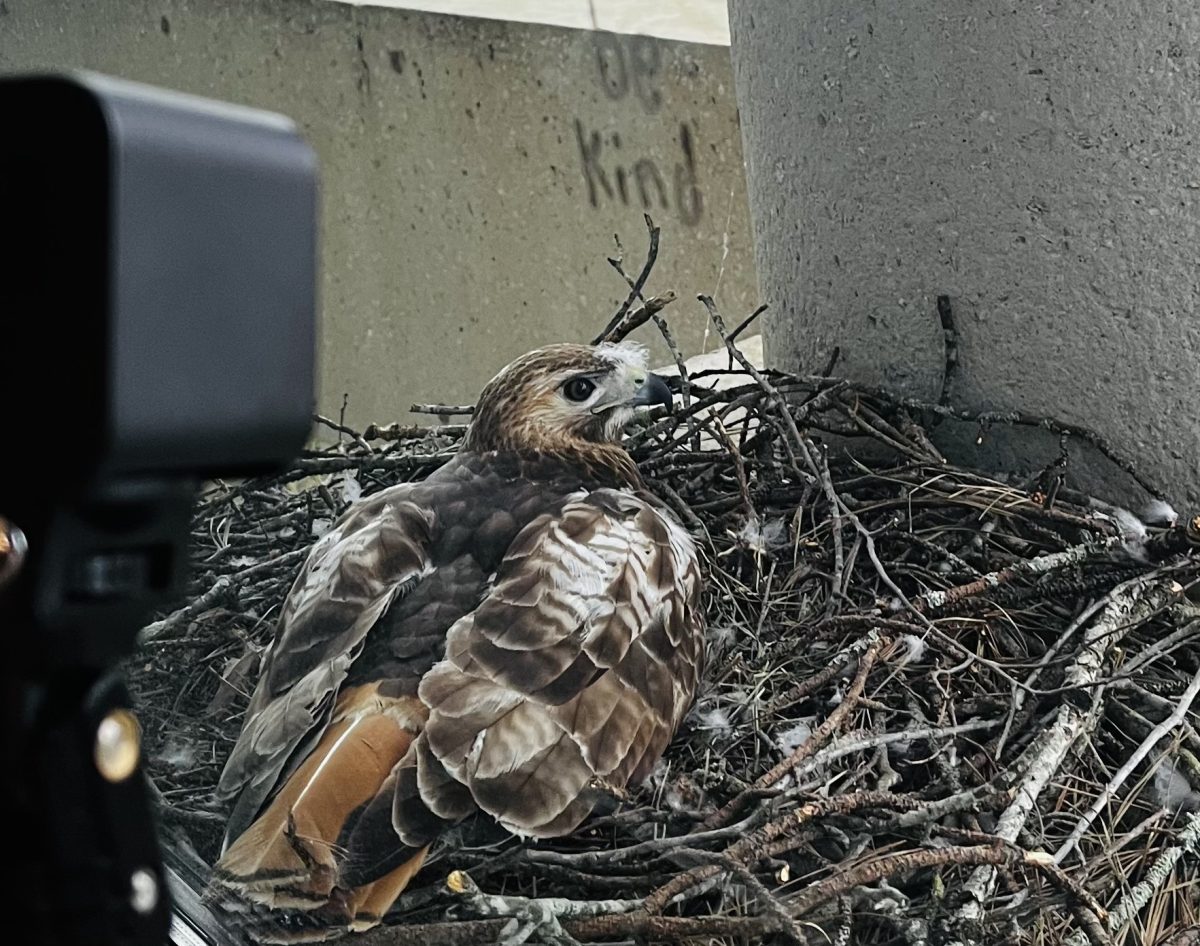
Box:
729 0 1200 506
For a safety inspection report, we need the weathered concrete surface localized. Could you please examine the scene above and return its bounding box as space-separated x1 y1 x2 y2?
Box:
0 0 756 430
729 0 1200 506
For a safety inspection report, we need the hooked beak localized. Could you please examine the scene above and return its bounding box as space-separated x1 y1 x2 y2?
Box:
630 372 674 414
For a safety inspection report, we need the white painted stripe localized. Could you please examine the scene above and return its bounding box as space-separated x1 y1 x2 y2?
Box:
327 0 731 46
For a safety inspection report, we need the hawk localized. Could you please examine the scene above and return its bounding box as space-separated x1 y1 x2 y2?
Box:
209 342 705 941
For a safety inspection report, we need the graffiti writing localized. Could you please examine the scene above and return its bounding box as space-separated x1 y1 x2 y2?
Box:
594 32 662 113
575 120 702 226
576 34 702 225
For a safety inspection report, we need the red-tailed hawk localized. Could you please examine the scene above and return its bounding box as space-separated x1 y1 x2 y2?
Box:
209 342 705 941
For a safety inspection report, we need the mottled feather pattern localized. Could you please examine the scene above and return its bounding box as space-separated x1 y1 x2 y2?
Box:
210 343 704 940
216 497 435 848
417 489 702 838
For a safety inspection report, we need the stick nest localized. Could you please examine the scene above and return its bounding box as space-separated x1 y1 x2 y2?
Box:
129 224 1200 946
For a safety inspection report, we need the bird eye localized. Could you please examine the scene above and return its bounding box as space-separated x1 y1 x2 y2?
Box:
562 377 596 402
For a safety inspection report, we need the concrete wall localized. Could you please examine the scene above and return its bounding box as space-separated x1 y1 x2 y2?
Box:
729 0 1200 507
0 0 757 430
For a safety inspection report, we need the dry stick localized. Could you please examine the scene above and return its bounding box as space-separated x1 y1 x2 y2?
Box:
896 407 947 462
1109 617 1200 682
684 853 805 942
525 811 764 868
845 402 931 463
727 304 767 346
1054 660 1200 865
890 785 1016 831
353 918 509 946
835 492 1035 694
816 445 848 618
641 357 1165 504
446 867 640 917
602 219 701 456
355 913 778 946
1062 810 1200 946
788 844 1054 919
1005 866 1115 946
644 789 924 915
362 422 468 441
832 896 853 946
314 412 374 452
699 639 884 831
592 213 661 345
567 912 779 942
593 291 677 345
286 453 458 476
409 403 474 416
793 719 999 775
697 295 819 486
995 574 1158 759
140 575 238 643
1116 702 1200 790
951 577 1184 937
912 535 1125 614
601 219 684 376
629 381 767 450
765 652 855 717
1129 688 1200 759
1160 929 1200 946
706 416 755 521
937 826 1111 940
143 546 310 643
761 367 1165 500
649 312 694 412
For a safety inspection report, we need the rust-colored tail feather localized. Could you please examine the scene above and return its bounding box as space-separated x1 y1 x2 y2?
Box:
208 689 432 942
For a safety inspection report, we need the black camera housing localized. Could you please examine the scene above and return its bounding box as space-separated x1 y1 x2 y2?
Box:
0 72 318 664
1 71 317 488
0 72 318 946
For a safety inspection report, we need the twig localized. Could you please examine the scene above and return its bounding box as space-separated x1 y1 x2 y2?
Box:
362 422 468 441
955 578 1184 924
592 292 677 345
1063 810 1200 946
765 651 855 717
410 403 475 416
789 844 1053 918
645 790 927 915
1054 660 1200 864
699 639 883 829
594 214 662 346
313 413 374 452
728 304 767 346
913 536 1125 614
697 294 819 485
446 869 639 944
139 576 238 643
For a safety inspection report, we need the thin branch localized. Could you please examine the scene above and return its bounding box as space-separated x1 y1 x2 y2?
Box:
1054 660 1200 864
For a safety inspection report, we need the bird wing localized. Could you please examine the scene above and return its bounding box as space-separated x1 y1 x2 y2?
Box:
415 487 704 839
215 484 435 848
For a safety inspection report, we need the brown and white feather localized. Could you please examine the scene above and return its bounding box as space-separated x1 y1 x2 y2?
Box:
208 342 704 942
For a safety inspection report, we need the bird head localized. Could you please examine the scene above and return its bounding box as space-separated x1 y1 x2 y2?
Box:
462 342 674 455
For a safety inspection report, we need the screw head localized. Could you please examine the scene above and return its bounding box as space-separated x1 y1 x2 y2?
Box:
0 517 27 590
130 868 159 915
95 708 141 783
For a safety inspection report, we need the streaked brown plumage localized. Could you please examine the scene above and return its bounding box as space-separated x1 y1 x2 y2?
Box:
208 342 704 941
